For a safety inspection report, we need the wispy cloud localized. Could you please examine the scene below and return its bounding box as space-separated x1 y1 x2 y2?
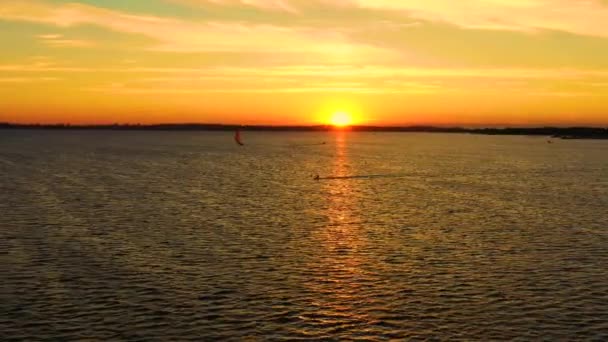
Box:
4 61 608 81
4 0 608 68
37 33 94 47
74 62 608 99
86 84 438 95
0 0 383 56
355 0 608 37
0 64 90 72
0 77 60 83
205 0 298 12
37 34 62 39
173 0 608 38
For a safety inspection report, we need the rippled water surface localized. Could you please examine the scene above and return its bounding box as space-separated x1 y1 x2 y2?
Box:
1 130 608 340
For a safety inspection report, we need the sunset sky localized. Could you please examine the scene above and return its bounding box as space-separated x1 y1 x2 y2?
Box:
1 0 608 125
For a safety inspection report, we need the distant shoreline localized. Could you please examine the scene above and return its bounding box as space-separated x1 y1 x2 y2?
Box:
1 123 607 139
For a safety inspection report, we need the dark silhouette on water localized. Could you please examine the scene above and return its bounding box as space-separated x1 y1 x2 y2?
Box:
234 129 244 146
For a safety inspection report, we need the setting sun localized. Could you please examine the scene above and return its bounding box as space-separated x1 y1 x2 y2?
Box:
329 111 353 127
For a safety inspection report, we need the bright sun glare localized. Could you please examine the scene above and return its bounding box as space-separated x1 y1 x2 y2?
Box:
329 111 353 127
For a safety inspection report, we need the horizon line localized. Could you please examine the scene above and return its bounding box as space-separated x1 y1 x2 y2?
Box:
2 122 607 134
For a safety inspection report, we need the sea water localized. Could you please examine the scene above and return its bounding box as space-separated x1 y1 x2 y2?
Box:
1 130 607 340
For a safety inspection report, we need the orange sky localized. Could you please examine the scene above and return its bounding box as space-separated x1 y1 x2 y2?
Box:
1 1 608 126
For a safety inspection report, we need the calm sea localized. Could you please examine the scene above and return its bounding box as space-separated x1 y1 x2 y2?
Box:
1 130 607 340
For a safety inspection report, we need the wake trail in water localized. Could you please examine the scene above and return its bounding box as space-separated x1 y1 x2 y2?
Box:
316 173 406 180
289 142 328 148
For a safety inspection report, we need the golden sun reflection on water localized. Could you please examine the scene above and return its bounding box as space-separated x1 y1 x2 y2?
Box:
302 132 382 332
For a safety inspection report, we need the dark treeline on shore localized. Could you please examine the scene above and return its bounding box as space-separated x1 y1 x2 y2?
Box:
1 122 607 139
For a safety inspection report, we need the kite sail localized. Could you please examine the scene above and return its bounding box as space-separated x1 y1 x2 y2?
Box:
235 129 244 146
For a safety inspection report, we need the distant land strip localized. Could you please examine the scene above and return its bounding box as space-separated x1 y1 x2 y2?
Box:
1 123 607 139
